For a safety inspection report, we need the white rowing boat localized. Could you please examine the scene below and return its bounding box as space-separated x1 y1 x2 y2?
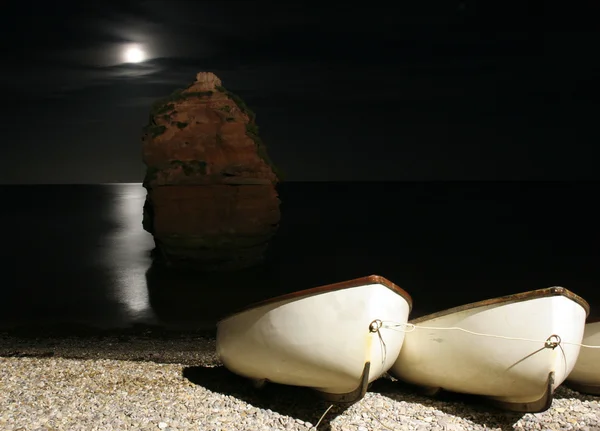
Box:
566 319 600 395
216 275 412 403
389 287 589 412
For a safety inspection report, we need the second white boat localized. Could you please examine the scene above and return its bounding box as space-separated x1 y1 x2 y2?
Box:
389 287 589 412
566 319 600 395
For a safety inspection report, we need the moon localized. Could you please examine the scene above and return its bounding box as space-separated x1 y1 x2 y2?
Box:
123 46 146 63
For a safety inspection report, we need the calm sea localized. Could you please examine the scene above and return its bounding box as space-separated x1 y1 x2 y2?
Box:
1 182 598 335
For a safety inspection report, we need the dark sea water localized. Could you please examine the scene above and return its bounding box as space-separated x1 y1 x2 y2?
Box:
1 182 598 335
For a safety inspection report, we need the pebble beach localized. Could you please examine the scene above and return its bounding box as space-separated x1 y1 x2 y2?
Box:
1 334 599 431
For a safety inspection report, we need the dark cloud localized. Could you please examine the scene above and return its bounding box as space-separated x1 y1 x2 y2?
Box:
4 3 138 54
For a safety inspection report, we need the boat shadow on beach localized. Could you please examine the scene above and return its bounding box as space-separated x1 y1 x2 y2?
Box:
370 378 600 431
369 378 526 431
182 365 546 430
183 366 599 431
182 365 350 430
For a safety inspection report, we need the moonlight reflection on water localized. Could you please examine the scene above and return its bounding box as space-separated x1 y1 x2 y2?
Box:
105 184 156 324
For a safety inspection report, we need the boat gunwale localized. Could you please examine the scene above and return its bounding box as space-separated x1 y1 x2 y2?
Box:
218 275 412 322
409 286 590 324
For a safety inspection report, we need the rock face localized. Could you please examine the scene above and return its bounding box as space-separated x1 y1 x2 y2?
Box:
142 72 281 271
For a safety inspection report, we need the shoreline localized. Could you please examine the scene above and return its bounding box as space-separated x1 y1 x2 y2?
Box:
0 331 218 367
1 335 599 430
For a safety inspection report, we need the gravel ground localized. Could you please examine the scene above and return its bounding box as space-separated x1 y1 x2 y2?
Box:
1 334 599 431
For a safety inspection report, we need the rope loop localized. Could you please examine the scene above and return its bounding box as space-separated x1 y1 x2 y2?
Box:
369 319 383 333
545 334 561 350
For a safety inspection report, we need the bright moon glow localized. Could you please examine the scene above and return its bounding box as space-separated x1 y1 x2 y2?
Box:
123 47 145 63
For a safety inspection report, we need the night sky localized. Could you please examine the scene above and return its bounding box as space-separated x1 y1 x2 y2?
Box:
2 1 598 183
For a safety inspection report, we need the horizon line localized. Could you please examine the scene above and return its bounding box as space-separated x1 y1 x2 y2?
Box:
1 179 600 186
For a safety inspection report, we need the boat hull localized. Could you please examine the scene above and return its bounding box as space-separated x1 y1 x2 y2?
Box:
566 321 600 395
389 287 588 412
217 276 411 402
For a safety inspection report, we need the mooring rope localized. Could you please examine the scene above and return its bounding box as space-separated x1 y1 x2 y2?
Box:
309 400 399 431
379 321 600 349
308 404 334 431
370 319 388 365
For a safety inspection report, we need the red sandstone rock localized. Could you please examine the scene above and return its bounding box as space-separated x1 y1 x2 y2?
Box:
142 72 281 270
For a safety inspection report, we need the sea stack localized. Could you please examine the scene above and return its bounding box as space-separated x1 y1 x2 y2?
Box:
141 72 281 271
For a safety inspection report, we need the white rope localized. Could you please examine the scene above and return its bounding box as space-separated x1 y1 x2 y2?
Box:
380 321 600 349
308 404 333 431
